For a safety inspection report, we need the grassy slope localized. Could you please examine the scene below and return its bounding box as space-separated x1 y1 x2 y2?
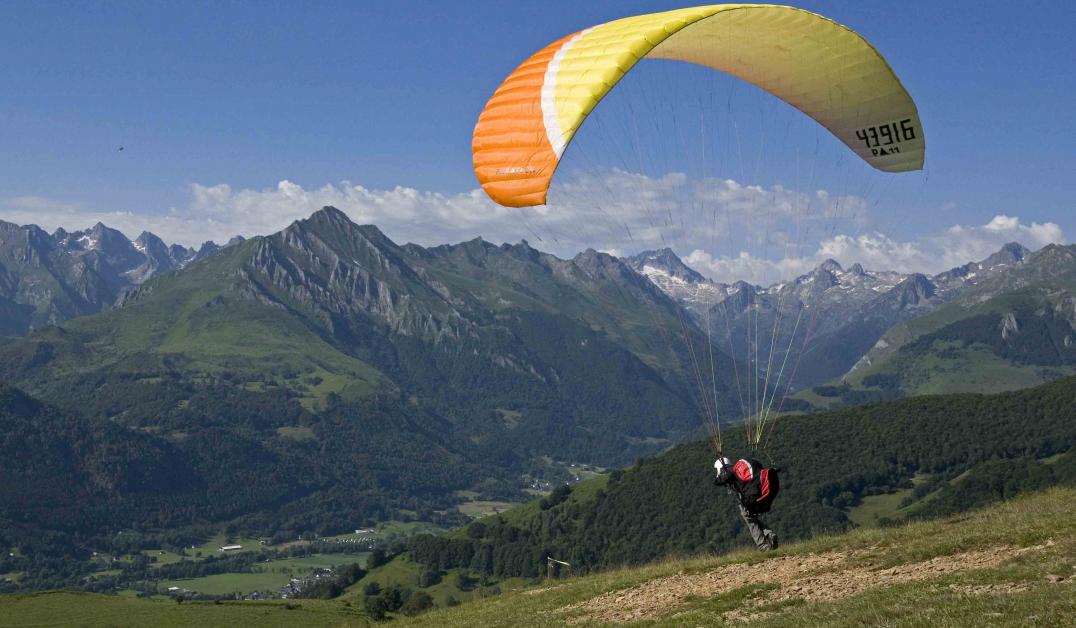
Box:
846 473 931 527
400 487 1076 627
4 487 1074 627
6 242 389 405
338 555 528 608
0 594 367 628
848 339 1073 398
797 293 1076 407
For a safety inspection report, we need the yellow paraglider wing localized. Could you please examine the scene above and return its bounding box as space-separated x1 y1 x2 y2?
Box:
472 4 925 208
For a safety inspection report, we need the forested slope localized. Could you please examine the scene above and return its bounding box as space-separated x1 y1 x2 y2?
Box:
0 382 493 591
407 376 1076 578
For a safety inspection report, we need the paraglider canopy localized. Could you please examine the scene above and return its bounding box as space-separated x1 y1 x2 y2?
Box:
472 4 924 208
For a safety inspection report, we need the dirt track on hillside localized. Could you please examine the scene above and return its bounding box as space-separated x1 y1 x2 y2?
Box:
559 541 1054 624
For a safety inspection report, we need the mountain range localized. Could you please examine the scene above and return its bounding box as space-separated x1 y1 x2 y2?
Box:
2 206 1075 595
0 207 749 561
625 240 1076 398
0 218 240 335
4 208 1073 413
3 208 1074 414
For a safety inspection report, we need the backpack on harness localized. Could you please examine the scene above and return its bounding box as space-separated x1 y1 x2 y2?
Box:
731 458 781 514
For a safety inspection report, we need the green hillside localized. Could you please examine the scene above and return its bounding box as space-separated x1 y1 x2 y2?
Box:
840 288 1076 400
0 235 391 403
819 244 1076 405
0 381 482 592
3 487 1073 627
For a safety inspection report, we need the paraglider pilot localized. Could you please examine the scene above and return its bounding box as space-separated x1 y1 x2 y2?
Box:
714 457 779 551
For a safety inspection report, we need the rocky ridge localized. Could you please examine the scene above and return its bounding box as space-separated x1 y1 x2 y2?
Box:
0 219 238 334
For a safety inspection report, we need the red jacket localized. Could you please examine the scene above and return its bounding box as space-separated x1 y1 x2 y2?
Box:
716 458 779 514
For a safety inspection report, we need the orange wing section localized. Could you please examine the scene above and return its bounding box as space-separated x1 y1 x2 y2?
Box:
472 32 578 208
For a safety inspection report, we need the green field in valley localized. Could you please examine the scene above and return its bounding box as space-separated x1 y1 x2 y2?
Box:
160 553 367 597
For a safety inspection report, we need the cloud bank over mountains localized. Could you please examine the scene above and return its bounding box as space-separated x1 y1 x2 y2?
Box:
1 172 1064 285
686 215 1065 285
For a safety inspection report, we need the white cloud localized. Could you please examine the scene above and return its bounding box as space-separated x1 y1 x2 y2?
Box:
178 180 514 248
0 174 1065 288
685 215 1066 285
685 249 819 286
1 170 866 256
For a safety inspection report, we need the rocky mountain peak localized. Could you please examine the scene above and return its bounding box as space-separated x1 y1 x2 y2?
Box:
284 208 352 246
931 241 1036 294
717 280 757 312
499 239 536 254
169 243 192 260
194 241 220 258
128 231 181 282
136 229 167 251
305 205 353 229
574 248 626 278
817 259 843 274
61 223 143 274
443 236 496 266
625 248 707 284
889 273 936 307
497 240 542 266
730 280 756 294
983 242 1030 268
798 265 838 293
285 212 392 268
622 248 728 307
87 223 139 252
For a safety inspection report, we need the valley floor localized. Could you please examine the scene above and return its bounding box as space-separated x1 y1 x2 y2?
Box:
2 487 1075 627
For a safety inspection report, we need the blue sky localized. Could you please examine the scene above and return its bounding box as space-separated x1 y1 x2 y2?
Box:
1 1 1073 281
